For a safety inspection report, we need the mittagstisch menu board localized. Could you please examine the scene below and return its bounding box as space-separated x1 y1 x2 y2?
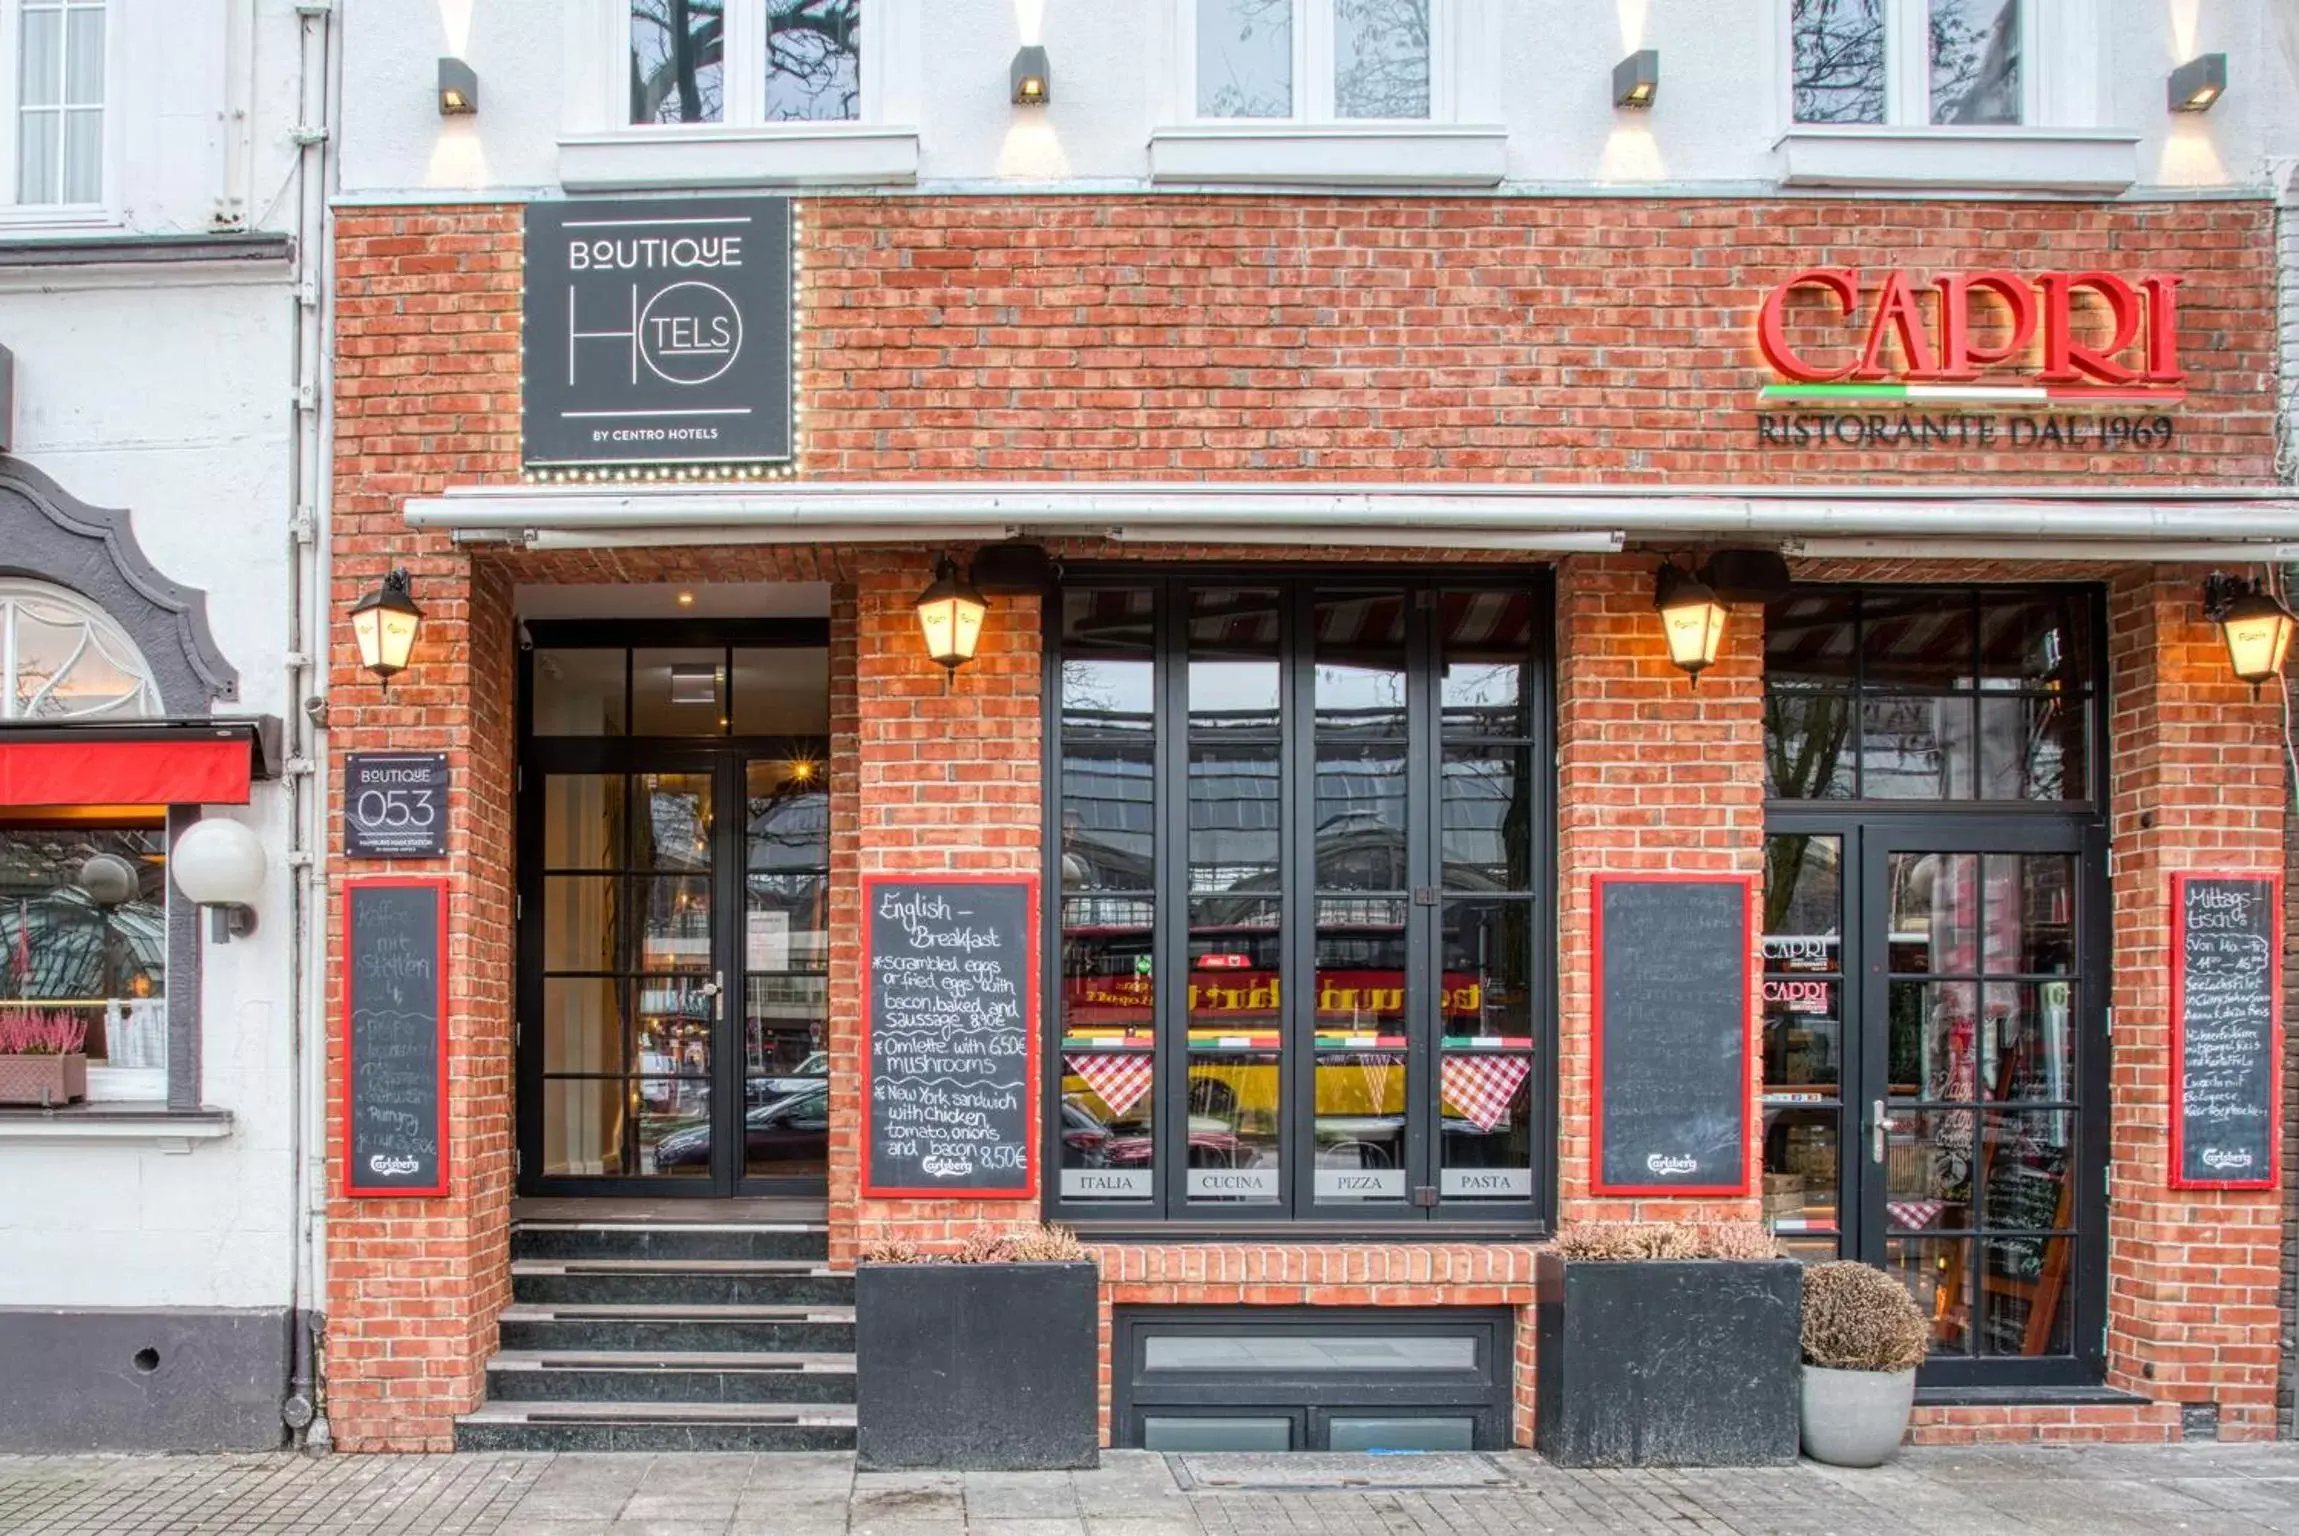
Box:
861 875 1039 1199
342 878 450 1198
2171 872 2282 1191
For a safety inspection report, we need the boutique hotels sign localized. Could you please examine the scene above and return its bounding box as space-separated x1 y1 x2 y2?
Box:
1753 266 2184 451
522 196 794 475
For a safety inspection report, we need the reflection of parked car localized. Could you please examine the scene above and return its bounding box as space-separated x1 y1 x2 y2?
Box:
1061 1097 1111 1166
654 1085 830 1169
747 1050 829 1105
1107 1124 1243 1168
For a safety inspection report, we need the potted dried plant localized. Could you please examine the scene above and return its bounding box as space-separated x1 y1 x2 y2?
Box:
856 1222 1098 1471
1535 1221 1801 1467
0 1010 89 1107
1798 1260 1929 1467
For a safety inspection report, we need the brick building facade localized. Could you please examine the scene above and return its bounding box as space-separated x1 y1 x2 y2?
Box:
319 190 2295 1454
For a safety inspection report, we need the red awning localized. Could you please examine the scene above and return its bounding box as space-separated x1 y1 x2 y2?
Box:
0 723 273 808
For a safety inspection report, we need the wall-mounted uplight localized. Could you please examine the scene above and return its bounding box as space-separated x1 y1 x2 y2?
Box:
1011 45 1051 105
2167 53 2226 113
349 568 424 687
1613 49 1659 110
438 56 479 116
915 554 989 671
2202 572 2294 694
1654 560 1728 684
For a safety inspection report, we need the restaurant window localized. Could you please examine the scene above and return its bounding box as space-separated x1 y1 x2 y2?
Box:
1188 0 1447 121
1048 574 1552 1226
629 0 863 125
0 820 168 1101
1791 0 2030 126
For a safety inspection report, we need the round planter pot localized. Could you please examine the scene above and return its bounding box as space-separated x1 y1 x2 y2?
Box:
1798 1364 1917 1468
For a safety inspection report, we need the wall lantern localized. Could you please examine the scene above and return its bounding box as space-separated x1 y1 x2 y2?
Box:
171 818 266 944
350 568 424 687
1010 45 1051 105
2202 572 2295 694
1613 49 1659 110
2167 53 2226 113
1654 560 1729 683
438 56 479 116
915 554 989 671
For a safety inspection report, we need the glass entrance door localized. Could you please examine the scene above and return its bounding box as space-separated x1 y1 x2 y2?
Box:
517 627 831 1196
1762 817 2106 1386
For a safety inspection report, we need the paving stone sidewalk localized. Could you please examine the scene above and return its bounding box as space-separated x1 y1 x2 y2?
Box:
8 1443 2299 1535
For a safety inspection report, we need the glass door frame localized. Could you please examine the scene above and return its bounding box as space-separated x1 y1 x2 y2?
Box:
514 618 832 1199
1767 806 2111 1388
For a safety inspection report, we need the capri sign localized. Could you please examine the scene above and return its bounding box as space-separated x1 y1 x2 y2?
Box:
522 196 793 473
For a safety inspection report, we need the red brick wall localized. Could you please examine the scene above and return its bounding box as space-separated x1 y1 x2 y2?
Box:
323 197 2286 1450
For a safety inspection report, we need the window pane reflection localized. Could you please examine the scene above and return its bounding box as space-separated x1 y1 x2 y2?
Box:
1185 1054 1282 1201
1792 0 1884 124
1197 0 1292 118
1441 747 1533 890
1438 589 1535 738
764 0 861 123
1316 742 1405 890
630 0 724 123
1315 1053 1406 1201
1334 0 1429 119
1930 0 2020 125
1439 899 1534 1043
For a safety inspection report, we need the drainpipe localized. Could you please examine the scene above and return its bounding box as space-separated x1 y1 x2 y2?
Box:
278 0 337 1452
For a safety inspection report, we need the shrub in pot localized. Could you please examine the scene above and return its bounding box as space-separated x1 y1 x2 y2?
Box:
0 1010 88 1107
1798 1260 1930 1467
1535 1221 1801 1467
857 1222 1099 1471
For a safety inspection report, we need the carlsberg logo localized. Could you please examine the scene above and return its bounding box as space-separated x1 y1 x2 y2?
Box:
1645 1154 1699 1176
2202 1149 2255 1171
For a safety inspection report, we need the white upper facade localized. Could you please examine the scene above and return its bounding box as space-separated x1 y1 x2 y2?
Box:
341 0 2299 201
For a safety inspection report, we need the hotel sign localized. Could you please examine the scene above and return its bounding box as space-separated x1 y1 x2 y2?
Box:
522 196 793 472
1754 266 2183 451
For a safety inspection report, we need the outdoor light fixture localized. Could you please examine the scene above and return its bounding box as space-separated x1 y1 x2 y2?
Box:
1613 49 1659 109
2167 53 2226 113
668 663 720 705
915 554 989 671
438 56 478 116
1011 45 1051 105
1654 560 1728 683
170 818 266 944
350 568 424 686
2202 572 2295 694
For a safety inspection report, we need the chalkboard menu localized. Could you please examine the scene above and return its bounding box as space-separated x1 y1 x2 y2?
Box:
2171 872 2282 1191
861 876 1038 1199
342 879 450 1198
1592 875 1754 1196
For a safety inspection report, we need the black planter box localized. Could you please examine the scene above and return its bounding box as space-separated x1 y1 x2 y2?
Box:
1533 1251 1801 1467
856 1260 1099 1470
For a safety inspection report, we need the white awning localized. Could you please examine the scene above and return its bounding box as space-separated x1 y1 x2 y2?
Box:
403 480 2299 562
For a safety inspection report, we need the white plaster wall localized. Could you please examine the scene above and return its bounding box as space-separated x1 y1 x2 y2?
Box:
0 5 313 1311
341 0 2299 198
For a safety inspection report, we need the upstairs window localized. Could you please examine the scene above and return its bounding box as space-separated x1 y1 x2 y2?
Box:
1191 0 1440 122
15 0 103 205
0 580 158 721
1792 0 2025 126
628 0 861 127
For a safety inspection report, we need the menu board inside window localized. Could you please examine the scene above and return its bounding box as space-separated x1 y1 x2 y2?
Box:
2170 872 2281 1191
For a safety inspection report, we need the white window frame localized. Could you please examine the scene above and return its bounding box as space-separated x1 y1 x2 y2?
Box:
1153 0 1505 188
560 0 921 191
1180 0 1457 125
0 0 116 230
1774 0 2132 194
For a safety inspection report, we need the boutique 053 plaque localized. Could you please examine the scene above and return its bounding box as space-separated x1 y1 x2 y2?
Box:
522 196 794 471
344 752 449 859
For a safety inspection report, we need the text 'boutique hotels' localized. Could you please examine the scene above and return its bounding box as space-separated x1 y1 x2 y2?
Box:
324 0 2299 1454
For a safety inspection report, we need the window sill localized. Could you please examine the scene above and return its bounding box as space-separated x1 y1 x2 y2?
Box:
557 125 921 191
1147 123 1508 188
0 1104 233 1152
1914 1384 2138 1407
1774 127 2139 194
0 205 121 234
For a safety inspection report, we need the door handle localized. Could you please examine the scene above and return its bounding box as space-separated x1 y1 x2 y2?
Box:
1869 1098 1897 1165
699 969 725 1022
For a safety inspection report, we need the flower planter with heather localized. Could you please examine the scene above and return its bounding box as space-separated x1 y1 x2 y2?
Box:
0 1010 89 1107
1798 1261 1929 1468
856 1225 1099 1471
1534 1222 1802 1467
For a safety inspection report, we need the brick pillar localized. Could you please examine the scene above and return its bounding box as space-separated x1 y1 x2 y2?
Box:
1553 553 1766 1227
827 550 1044 1266
2105 568 2287 1440
323 208 523 1451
